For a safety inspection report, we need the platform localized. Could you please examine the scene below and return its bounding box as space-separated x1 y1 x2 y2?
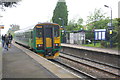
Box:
0 43 2 80
61 43 119 69
61 43 119 55
2 42 79 79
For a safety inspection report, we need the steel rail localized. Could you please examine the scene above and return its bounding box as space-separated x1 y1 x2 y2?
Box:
61 52 120 70
51 59 97 80
59 53 120 78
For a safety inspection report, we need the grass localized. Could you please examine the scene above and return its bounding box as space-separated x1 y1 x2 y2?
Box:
82 43 101 48
82 42 118 50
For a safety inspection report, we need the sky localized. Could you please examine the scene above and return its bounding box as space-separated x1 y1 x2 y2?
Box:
0 0 119 34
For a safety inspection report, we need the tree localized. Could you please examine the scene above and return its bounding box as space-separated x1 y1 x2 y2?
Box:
111 18 120 48
86 8 109 30
86 8 119 48
66 17 84 31
66 19 76 31
87 8 106 23
77 18 83 26
52 0 68 26
77 18 84 30
0 0 21 11
117 18 120 49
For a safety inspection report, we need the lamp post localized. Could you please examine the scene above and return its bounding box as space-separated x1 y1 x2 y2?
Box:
59 18 64 28
59 17 66 43
104 5 113 48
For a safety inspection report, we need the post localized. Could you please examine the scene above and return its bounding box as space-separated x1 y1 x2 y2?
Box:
59 18 66 43
110 9 112 48
104 5 113 48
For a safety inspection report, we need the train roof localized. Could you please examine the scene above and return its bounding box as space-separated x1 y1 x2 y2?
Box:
14 22 59 33
14 25 35 33
37 22 59 25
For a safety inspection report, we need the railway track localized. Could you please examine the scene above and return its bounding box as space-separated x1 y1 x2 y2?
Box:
51 59 97 79
61 52 120 70
15 42 119 79
57 52 120 78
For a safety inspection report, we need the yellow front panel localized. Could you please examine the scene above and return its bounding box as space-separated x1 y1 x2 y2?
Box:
46 38 52 47
54 37 60 45
36 37 43 47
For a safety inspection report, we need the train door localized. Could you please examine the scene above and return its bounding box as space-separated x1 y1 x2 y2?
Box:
43 25 54 49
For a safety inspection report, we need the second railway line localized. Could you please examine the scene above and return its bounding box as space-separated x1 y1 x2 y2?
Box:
51 52 120 78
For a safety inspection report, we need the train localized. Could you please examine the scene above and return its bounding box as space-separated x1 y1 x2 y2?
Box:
14 22 61 59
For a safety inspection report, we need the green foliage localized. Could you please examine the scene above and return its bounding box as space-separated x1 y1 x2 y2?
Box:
66 18 84 31
87 8 106 23
86 19 110 30
100 41 107 47
85 31 94 41
77 18 83 25
112 18 120 48
85 8 119 49
82 43 101 48
116 18 120 49
52 0 68 26
66 19 76 31
86 8 109 30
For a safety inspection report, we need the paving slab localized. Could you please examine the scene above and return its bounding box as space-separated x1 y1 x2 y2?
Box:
2 44 58 78
0 42 2 80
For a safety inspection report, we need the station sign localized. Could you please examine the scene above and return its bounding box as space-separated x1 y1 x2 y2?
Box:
0 25 4 29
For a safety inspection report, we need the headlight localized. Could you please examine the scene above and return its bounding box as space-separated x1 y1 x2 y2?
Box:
37 44 43 47
54 43 59 46
38 44 41 47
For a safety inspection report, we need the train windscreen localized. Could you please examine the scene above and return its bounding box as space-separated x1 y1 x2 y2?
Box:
54 25 59 37
36 28 43 38
36 25 59 38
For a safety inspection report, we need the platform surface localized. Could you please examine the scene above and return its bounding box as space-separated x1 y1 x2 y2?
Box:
2 42 79 79
61 43 119 55
2 44 58 78
0 43 2 80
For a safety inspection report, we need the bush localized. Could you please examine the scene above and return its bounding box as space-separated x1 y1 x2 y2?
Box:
85 31 94 41
101 41 107 47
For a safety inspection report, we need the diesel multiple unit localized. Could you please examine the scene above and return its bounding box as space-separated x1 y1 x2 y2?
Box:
14 23 61 59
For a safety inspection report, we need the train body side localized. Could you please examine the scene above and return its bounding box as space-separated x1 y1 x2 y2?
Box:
14 26 34 48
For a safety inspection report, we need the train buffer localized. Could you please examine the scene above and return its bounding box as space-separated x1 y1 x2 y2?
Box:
1 42 79 79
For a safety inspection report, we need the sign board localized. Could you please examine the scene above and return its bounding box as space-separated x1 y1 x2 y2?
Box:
0 25 4 29
94 29 106 40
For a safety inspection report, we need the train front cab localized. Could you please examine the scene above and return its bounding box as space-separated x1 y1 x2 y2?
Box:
34 24 61 59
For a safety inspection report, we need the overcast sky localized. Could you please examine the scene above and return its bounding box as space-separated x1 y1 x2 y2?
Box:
0 0 119 34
